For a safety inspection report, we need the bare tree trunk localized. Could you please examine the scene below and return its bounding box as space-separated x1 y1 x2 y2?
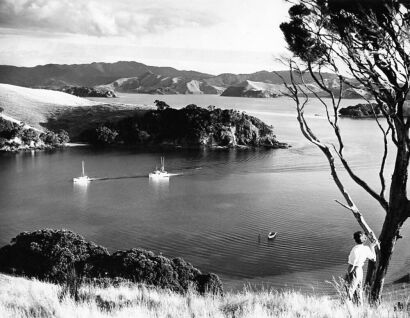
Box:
366 145 409 301
366 213 406 301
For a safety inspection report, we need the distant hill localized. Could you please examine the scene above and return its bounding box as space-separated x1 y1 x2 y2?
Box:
0 61 365 98
221 80 304 98
98 71 224 95
0 61 212 89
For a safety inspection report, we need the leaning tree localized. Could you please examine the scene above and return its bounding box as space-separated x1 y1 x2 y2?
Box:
280 0 410 301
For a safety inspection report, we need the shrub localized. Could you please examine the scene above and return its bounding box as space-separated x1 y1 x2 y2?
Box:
0 229 223 295
0 137 7 148
57 130 70 144
95 126 118 145
0 118 22 139
40 131 59 145
0 229 109 282
40 130 70 146
21 129 39 145
154 100 170 111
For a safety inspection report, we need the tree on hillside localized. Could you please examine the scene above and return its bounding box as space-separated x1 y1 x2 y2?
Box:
154 100 170 111
21 129 39 145
57 130 70 145
280 0 410 301
95 126 118 145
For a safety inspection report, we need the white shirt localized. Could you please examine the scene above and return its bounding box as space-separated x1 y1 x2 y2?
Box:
348 244 376 267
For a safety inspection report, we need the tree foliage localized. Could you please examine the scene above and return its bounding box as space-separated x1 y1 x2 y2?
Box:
0 118 23 140
82 105 284 149
21 129 39 144
40 129 70 146
0 229 223 295
154 100 170 111
0 117 69 150
95 126 119 145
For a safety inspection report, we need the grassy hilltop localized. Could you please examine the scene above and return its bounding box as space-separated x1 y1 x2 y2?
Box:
0 274 409 318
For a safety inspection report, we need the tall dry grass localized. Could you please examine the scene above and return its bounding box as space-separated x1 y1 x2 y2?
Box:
0 274 408 318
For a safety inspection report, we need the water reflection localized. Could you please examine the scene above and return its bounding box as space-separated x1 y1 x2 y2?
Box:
149 177 169 195
73 182 89 208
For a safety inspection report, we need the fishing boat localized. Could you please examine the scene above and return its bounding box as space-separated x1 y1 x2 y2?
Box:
149 157 170 179
268 232 277 240
73 161 92 183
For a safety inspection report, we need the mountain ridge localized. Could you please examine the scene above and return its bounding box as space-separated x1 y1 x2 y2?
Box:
0 61 363 98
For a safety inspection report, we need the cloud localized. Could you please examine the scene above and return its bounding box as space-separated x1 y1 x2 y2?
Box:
0 0 220 36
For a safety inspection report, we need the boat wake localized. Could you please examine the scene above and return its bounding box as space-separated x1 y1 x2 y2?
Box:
87 175 148 181
75 173 184 182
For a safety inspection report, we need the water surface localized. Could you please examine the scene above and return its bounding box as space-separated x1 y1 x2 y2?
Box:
1 95 408 293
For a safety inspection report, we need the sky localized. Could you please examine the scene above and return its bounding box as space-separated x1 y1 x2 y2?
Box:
0 0 292 75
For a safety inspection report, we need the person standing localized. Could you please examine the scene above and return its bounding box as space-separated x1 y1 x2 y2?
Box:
346 231 377 304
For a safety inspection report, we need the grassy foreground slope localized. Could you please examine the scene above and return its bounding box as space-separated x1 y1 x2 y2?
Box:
0 84 98 129
1 274 408 318
0 84 151 135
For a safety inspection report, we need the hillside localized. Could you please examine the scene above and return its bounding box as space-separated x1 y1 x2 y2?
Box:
221 80 292 98
0 84 151 136
0 84 97 129
0 273 408 318
98 72 224 95
0 84 286 148
0 61 212 88
0 61 366 98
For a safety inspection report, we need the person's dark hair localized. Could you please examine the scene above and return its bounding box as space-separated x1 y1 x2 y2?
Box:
353 231 367 244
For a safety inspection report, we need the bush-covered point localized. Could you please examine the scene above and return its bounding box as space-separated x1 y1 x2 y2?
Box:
0 229 223 295
83 104 287 149
339 103 386 118
0 117 69 151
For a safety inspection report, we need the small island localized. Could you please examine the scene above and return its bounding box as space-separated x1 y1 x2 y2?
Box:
76 102 289 149
61 86 117 98
339 103 385 118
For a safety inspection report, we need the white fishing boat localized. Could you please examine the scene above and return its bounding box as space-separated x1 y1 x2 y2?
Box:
149 157 170 179
73 161 92 183
268 232 277 240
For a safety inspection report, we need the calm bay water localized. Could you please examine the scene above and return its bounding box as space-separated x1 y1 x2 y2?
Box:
0 94 409 293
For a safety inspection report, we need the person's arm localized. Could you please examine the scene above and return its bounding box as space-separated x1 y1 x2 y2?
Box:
368 242 377 261
347 264 356 274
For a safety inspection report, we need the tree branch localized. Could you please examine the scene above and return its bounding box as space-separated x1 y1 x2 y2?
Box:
281 61 380 244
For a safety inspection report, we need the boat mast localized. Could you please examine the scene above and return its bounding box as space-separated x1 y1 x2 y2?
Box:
161 157 164 172
82 161 85 177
